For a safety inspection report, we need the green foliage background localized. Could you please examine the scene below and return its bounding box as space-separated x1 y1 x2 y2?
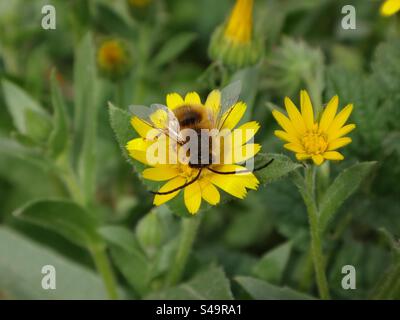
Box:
0 0 399 300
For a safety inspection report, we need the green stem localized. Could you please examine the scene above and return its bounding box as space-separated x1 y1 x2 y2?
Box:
90 245 119 300
57 154 85 206
115 81 124 108
57 155 119 299
304 166 330 300
166 215 202 286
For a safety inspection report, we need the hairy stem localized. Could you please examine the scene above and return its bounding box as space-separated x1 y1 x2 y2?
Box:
304 166 331 300
166 215 202 286
90 245 119 300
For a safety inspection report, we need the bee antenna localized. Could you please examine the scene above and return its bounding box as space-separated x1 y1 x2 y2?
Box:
150 169 202 195
207 159 274 175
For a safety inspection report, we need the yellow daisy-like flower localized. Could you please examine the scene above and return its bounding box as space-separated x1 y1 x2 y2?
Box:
126 90 261 214
97 39 131 80
380 0 400 16
272 90 355 166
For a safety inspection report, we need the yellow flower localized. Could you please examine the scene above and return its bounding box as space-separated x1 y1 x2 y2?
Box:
272 90 355 166
380 0 400 16
97 39 131 80
208 0 263 69
126 90 261 214
224 0 253 44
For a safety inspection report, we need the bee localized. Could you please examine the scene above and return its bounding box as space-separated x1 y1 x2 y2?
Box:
129 81 273 195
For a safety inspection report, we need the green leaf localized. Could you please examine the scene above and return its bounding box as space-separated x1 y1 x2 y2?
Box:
13 199 103 250
48 71 69 158
109 103 138 167
99 226 151 296
108 102 144 172
255 153 302 185
371 39 400 96
74 32 96 133
74 33 100 203
146 266 233 300
0 136 56 172
24 109 53 143
0 227 108 299
153 33 197 68
252 242 292 284
2 79 52 139
235 276 314 300
231 66 260 122
319 161 377 232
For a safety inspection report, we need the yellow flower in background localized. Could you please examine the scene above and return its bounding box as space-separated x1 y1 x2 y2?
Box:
224 0 253 44
209 0 263 69
97 39 132 80
272 90 355 166
126 90 261 214
380 0 400 16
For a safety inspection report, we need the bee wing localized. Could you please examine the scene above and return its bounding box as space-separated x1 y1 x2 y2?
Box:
216 80 242 129
129 104 183 143
150 104 184 143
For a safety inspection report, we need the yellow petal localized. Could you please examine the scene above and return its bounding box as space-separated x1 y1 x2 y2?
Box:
323 151 344 161
232 174 259 190
319 95 338 132
234 121 260 145
312 154 324 166
200 179 220 205
126 137 151 152
166 93 184 110
326 104 353 137
328 137 352 151
184 181 202 214
142 166 179 181
208 165 258 198
205 90 221 116
300 90 314 130
184 92 201 105
220 102 247 129
272 110 299 138
284 142 305 153
233 143 261 163
284 97 306 134
153 176 186 206
381 0 400 16
131 117 153 138
274 130 298 143
128 150 149 164
296 153 311 161
328 124 356 142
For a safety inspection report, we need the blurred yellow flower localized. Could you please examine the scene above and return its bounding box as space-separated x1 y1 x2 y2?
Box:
380 0 400 16
126 90 261 214
272 90 355 166
97 39 131 80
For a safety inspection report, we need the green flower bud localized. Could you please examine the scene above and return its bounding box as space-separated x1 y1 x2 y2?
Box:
208 0 263 70
136 210 164 257
126 0 154 21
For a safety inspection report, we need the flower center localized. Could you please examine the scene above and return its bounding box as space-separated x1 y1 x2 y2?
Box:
301 130 328 155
